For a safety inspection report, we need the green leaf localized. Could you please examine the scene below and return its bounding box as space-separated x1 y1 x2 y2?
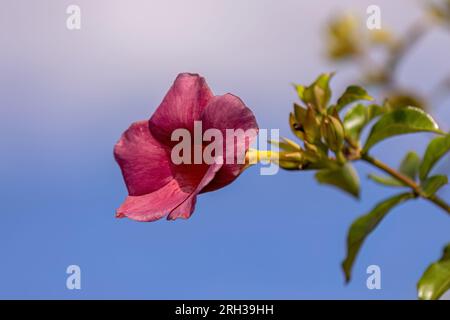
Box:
418 244 450 300
299 73 334 112
419 133 450 180
295 85 305 101
336 85 373 111
303 107 320 143
398 151 420 180
293 103 307 126
363 107 441 152
289 112 304 140
421 175 448 197
315 163 360 198
313 73 333 110
343 104 383 141
367 151 420 187
368 174 404 187
342 193 414 282
343 104 365 140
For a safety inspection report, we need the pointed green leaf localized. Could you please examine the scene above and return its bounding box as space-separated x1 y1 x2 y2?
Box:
337 85 373 111
344 104 383 141
304 107 320 143
299 73 334 112
312 73 333 110
421 175 448 197
289 112 304 140
295 85 305 101
368 174 404 187
293 103 307 126
418 244 450 300
363 107 441 152
398 151 420 180
342 193 414 282
315 163 360 198
419 133 450 180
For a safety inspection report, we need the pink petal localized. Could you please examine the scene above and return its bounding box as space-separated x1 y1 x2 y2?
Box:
114 120 223 222
117 162 222 222
167 161 222 220
116 179 190 222
149 73 214 144
114 121 172 196
200 94 258 192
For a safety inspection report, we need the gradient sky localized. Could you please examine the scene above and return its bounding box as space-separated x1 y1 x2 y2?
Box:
1 0 449 299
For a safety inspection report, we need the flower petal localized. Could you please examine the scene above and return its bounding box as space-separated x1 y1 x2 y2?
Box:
114 121 172 196
117 162 222 222
167 161 222 220
200 94 258 192
116 179 190 222
149 73 214 144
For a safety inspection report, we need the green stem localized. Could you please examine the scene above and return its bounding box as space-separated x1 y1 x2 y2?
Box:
361 154 450 215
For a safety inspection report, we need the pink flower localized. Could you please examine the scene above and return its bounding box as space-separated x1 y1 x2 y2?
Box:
114 73 258 222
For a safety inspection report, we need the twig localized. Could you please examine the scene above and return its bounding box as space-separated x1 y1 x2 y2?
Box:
361 153 450 214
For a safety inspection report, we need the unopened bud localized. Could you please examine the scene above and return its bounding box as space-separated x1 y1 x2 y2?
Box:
321 116 345 152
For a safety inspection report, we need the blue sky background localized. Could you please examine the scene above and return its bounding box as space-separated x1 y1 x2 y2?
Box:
0 0 449 299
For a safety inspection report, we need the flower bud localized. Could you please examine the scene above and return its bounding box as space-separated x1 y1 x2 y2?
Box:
303 106 321 144
321 115 345 152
